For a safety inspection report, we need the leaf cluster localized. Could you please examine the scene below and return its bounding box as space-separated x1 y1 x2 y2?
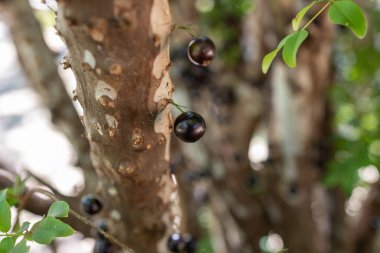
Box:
0 187 74 253
262 0 367 73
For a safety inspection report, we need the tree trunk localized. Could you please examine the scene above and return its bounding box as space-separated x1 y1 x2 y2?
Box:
56 1 175 252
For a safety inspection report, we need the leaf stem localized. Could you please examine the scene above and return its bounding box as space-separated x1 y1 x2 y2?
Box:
0 231 28 238
302 1 332 30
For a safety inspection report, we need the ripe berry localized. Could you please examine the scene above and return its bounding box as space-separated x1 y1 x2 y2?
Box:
167 233 186 252
174 112 206 143
92 219 109 239
80 194 102 215
94 238 113 253
187 37 215 67
183 234 197 253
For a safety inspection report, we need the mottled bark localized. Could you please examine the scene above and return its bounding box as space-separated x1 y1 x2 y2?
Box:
56 0 175 252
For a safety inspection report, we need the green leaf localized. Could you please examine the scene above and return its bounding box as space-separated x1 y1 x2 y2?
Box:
17 222 30 233
292 1 317 31
10 239 29 253
282 30 309 68
262 35 291 74
0 190 11 233
0 237 16 253
328 0 367 39
7 176 26 207
262 49 281 74
31 216 74 244
47 201 70 218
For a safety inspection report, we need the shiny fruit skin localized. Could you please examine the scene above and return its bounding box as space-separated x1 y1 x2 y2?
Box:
174 112 206 143
187 37 215 67
167 233 186 252
80 194 102 215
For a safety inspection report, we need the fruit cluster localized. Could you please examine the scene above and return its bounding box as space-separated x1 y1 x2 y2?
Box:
173 36 215 144
80 195 113 253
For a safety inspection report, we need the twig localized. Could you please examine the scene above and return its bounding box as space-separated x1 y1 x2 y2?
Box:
16 188 135 252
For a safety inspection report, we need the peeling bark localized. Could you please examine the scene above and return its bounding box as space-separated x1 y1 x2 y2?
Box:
56 0 175 252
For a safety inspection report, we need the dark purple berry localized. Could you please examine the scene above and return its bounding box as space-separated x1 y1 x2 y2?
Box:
187 37 215 67
92 219 109 239
174 112 206 143
94 238 113 253
183 234 197 253
81 194 102 215
167 233 186 252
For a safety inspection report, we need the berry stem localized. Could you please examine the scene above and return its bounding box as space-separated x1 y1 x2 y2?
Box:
169 99 187 113
172 24 197 37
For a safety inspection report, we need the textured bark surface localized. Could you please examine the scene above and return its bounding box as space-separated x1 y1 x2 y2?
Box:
56 0 175 252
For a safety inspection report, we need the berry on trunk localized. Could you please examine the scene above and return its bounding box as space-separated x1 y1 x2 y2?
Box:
80 194 102 215
187 37 216 67
94 238 113 253
92 219 109 239
167 233 186 252
183 234 197 253
174 111 206 143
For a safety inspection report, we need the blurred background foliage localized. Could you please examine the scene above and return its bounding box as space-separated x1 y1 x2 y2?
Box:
324 4 380 195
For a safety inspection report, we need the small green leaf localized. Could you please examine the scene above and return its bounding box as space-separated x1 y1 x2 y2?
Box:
262 48 281 74
328 0 367 39
0 237 16 253
292 1 317 31
0 190 12 232
282 30 309 68
7 176 26 207
262 35 292 73
17 222 30 233
47 201 70 218
31 216 74 244
10 239 29 253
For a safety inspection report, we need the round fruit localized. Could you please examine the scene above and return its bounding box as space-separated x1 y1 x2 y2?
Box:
187 37 215 67
167 233 186 252
94 238 113 253
80 194 102 215
174 112 206 143
92 219 109 239
183 234 197 253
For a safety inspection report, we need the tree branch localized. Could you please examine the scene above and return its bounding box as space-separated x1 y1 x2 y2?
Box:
0 169 91 236
0 0 97 191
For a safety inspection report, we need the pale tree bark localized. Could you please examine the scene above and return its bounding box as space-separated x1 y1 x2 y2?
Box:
0 0 94 179
56 0 175 252
0 0 97 236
